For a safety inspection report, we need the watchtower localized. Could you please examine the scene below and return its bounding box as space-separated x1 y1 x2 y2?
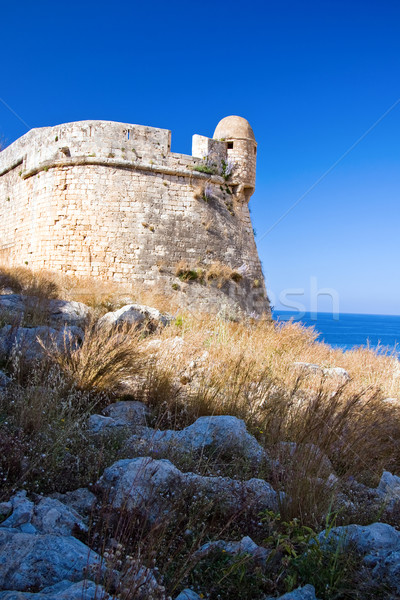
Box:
213 115 257 202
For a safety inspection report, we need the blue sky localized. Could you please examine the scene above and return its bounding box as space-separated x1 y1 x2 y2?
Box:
1 0 399 315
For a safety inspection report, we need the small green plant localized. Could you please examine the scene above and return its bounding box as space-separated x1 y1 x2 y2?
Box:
178 268 201 282
175 315 183 326
43 166 49 172
88 153 96 157
188 549 269 600
172 283 180 291
108 152 115 158
260 510 359 599
193 164 217 175
55 135 58 142
6 197 10 202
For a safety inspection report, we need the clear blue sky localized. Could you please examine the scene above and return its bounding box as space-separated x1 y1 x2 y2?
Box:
1 0 399 315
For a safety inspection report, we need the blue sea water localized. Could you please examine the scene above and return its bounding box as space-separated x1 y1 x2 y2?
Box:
273 310 400 353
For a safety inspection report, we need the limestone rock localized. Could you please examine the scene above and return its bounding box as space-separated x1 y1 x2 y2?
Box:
0 325 83 361
46 299 90 327
193 535 270 565
264 584 319 600
377 471 400 500
31 497 87 536
0 529 102 591
88 414 129 435
118 563 165 600
102 400 149 427
323 366 350 379
292 362 322 374
0 295 90 328
293 362 350 380
97 456 278 523
0 580 109 599
50 488 97 516
0 492 34 531
98 304 171 330
125 415 269 465
174 590 202 600
318 522 400 593
319 522 400 554
0 491 90 536
0 295 25 317
382 397 399 406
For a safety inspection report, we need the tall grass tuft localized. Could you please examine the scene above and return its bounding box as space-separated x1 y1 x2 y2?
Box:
42 320 145 393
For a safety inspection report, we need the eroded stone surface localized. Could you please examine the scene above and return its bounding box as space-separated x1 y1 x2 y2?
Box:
0 580 108 599
264 584 320 600
193 535 270 565
0 529 102 591
98 456 278 522
125 415 269 465
98 304 171 330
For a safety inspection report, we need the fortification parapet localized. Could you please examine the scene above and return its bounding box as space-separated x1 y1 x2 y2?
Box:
0 117 270 317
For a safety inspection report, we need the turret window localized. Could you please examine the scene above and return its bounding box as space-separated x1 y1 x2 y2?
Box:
227 142 234 149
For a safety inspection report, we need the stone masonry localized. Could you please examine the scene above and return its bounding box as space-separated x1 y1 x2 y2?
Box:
0 116 270 316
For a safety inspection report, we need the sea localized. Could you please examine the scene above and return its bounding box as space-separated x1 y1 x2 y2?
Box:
273 310 400 355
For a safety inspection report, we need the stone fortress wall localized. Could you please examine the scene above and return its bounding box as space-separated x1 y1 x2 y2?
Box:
0 115 270 316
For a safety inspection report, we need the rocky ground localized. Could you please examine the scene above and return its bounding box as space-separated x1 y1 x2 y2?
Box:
0 289 400 599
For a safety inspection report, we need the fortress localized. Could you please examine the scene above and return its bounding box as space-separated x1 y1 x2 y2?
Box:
0 115 270 317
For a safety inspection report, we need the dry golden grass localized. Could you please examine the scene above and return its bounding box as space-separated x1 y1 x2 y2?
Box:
0 263 178 316
174 260 242 287
41 320 145 393
2 263 400 496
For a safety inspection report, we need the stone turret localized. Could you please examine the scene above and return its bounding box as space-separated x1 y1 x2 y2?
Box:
213 116 257 202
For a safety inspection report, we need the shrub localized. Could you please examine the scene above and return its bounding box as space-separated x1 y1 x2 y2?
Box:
41 320 145 393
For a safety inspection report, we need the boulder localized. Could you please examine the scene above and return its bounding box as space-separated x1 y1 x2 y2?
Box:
0 325 83 361
377 471 400 500
318 522 400 594
323 366 350 380
318 522 400 555
46 299 90 327
0 295 90 328
102 400 149 427
50 488 97 516
97 456 278 523
0 580 108 599
292 362 350 380
125 415 269 465
31 497 87 536
0 492 34 532
118 562 165 600
0 492 88 536
88 414 129 435
293 362 323 375
193 535 270 565
0 529 102 591
175 591 202 600
382 397 399 406
0 295 25 317
264 584 319 599
98 304 171 330
89 401 150 435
